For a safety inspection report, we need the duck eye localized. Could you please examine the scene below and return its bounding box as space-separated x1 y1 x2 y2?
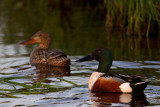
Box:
97 50 102 54
39 34 42 36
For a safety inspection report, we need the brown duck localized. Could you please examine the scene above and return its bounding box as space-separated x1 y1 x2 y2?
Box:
19 31 70 66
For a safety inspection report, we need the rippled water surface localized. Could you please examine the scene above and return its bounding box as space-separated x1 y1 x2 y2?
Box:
0 1 160 106
0 54 160 107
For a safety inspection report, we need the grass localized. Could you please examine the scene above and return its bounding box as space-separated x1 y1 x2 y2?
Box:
56 77 79 86
0 92 20 98
0 76 80 98
2 0 160 38
104 0 160 37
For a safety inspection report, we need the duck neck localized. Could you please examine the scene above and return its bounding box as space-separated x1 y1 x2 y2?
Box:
97 61 112 73
39 42 50 49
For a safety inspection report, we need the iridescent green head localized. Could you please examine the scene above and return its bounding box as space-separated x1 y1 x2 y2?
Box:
76 48 113 73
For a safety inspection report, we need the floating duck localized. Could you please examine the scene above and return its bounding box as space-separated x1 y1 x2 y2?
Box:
19 31 70 66
76 48 150 93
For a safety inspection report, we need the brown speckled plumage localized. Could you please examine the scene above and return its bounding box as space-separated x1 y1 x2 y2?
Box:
19 31 70 66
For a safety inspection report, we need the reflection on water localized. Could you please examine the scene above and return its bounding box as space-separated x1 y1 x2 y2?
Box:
0 56 159 106
32 65 70 82
0 0 159 60
90 92 149 106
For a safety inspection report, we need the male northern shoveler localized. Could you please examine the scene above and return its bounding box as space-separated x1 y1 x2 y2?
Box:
76 48 150 93
19 31 70 66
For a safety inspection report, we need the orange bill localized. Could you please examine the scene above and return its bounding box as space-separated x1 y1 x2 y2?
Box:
19 38 37 45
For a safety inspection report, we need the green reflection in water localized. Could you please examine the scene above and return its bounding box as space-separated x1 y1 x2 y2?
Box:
0 0 159 60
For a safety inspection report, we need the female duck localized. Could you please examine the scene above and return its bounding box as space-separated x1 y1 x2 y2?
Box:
76 48 150 93
19 31 70 66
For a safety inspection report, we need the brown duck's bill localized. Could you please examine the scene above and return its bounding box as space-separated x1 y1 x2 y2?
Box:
19 38 37 45
76 55 93 62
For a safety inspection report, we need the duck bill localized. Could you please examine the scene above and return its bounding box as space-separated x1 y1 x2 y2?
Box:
76 54 93 62
19 38 37 45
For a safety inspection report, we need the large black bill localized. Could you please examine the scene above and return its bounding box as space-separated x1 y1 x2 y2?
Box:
76 55 93 62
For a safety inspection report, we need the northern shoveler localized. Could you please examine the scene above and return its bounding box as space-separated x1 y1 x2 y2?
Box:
19 31 70 66
76 48 150 93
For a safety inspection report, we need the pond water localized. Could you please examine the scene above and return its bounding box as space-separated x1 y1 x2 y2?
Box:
0 1 160 107
0 52 160 106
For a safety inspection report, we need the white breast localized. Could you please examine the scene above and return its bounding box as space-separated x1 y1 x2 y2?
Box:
88 72 104 90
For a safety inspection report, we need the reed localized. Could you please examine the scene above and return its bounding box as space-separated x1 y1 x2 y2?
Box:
0 76 79 98
104 0 160 37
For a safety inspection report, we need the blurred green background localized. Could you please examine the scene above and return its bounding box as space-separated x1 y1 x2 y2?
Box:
0 0 160 60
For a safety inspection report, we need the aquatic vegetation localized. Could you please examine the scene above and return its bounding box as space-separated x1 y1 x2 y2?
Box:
1 0 159 38
0 76 79 98
104 0 160 37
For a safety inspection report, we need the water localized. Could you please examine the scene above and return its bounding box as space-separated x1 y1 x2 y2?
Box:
0 52 159 106
0 1 159 106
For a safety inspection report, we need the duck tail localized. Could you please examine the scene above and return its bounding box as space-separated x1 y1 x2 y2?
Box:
133 81 150 92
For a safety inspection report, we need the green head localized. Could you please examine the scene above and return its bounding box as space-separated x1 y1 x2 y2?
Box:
76 48 113 73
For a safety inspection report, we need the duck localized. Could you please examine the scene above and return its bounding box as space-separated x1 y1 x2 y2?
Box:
76 48 150 93
19 31 70 66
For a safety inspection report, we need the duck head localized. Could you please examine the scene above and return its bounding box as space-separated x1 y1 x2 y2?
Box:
19 31 51 49
76 48 113 73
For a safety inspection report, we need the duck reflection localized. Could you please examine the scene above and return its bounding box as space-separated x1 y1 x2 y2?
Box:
90 92 149 106
32 64 70 83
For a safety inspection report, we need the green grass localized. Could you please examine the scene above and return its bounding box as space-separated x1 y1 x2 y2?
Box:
56 77 80 87
0 0 160 38
0 92 20 98
104 0 160 37
0 76 79 98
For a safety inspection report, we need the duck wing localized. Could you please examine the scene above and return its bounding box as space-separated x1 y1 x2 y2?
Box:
109 74 143 83
46 49 67 59
104 73 150 92
46 49 70 66
101 73 142 83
